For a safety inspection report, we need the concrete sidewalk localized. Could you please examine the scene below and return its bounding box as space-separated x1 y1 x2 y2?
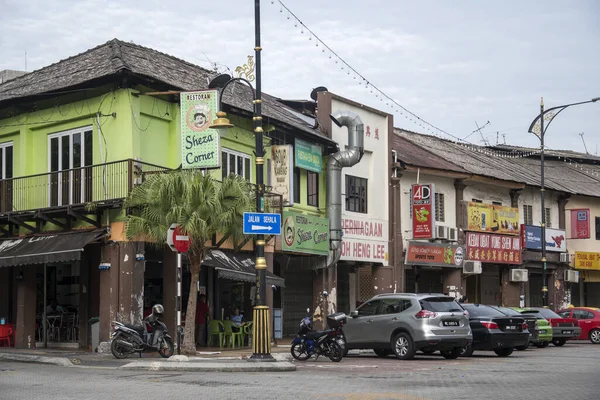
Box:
0 344 295 372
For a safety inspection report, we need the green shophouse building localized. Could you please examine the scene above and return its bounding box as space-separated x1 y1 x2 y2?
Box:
0 39 336 349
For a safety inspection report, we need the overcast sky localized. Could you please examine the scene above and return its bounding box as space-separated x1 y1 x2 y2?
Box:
1 0 599 153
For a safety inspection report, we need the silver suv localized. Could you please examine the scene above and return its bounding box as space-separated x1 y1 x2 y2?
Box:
343 293 472 360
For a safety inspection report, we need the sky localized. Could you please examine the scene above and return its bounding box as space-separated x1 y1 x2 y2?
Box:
1 0 599 153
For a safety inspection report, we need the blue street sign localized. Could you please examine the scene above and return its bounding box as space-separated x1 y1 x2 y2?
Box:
243 212 281 235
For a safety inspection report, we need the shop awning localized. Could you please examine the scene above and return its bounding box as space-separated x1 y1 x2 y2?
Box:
202 250 285 287
0 229 108 267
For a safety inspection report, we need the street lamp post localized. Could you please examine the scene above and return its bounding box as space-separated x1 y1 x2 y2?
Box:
527 96 599 308
209 0 273 361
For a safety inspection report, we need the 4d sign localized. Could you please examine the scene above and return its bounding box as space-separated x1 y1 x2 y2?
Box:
180 90 221 169
412 184 435 239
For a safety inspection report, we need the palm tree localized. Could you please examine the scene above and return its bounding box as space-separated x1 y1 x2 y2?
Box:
123 170 253 355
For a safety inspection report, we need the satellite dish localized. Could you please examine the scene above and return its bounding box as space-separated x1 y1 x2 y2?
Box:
310 86 328 101
208 73 232 89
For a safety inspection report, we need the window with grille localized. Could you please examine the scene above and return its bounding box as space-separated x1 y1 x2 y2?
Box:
435 193 445 222
307 171 319 207
221 149 251 181
523 204 533 225
596 217 600 240
492 201 502 206
545 208 552 228
472 198 483 203
345 175 368 213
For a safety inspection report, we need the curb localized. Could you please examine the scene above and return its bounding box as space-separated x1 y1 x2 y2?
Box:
120 361 296 372
0 353 74 367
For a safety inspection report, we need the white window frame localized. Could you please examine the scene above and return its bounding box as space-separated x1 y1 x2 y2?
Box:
48 126 93 206
221 148 252 182
0 142 14 179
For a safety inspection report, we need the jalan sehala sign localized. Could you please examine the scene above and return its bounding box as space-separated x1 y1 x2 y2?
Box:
180 90 221 169
282 211 329 256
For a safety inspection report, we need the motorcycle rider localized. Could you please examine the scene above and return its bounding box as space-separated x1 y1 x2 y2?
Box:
144 304 164 349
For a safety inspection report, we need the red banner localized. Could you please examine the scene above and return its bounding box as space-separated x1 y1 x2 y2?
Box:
466 232 522 265
570 209 590 239
412 184 435 239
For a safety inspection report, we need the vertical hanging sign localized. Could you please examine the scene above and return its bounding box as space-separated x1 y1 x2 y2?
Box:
570 209 590 239
270 145 294 206
412 183 435 239
180 90 221 169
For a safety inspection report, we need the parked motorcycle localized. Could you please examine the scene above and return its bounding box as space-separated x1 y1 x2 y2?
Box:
290 308 346 362
110 304 174 359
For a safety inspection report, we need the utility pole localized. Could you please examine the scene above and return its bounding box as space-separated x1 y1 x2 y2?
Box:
579 132 589 154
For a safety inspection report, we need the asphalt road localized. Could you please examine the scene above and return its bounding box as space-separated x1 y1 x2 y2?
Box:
1 342 599 400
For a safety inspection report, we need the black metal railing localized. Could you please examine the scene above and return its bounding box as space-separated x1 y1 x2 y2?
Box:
0 159 170 214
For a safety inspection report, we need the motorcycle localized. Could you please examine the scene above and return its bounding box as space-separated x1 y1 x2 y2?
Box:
290 308 346 362
110 305 174 359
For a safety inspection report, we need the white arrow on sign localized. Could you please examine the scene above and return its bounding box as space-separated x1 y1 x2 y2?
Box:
251 225 273 231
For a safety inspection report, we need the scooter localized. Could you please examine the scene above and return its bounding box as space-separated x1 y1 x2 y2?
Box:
290 307 346 362
110 317 174 359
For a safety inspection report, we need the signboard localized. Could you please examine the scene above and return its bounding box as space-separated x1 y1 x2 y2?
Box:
574 252 600 270
270 145 294 206
405 241 464 268
466 202 519 235
167 224 191 253
282 212 329 256
243 212 281 235
521 225 567 252
180 90 221 169
466 232 522 264
294 138 322 173
570 209 590 239
411 184 435 239
340 216 388 264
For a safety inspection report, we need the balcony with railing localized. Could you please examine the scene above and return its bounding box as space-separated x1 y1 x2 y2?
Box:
0 159 169 236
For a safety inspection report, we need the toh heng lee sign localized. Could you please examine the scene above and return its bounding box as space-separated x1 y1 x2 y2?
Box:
341 217 389 265
180 90 221 169
466 232 522 264
411 184 435 239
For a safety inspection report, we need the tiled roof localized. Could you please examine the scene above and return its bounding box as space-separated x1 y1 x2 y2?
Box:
0 39 335 148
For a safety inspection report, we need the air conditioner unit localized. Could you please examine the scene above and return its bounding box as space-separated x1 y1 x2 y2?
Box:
448 227 458 241
510 269 529 282
560 253 572 263
564 270 579 283
436 225 448 240
463 261 482 275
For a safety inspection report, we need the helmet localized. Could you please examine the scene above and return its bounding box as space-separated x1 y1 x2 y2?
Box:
152 304 164 315
299 316 313 334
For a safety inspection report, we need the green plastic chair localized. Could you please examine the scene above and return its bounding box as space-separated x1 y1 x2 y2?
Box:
223 320 244 348
207 320 224 348
243 321 253 347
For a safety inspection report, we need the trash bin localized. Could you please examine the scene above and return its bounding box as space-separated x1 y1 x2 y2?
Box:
89 317 100 352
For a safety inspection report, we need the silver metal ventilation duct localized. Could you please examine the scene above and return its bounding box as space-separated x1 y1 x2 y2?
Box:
326 110 364 267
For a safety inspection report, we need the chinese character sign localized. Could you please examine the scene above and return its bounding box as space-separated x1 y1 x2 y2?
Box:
570 209 590 239
412 184 435 239
180 90 221 169
466 232 522 264
574 252 600 270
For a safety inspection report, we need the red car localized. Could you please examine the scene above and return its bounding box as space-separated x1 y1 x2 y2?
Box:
557 307 600 344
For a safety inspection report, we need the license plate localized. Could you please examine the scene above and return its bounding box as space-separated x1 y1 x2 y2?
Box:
443 321 459 327
504 326 517 330
563 330 573 335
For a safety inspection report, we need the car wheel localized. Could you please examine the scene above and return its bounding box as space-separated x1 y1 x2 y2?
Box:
515 341 530 351
534 341 550 348
440 347 462 360
420 347 436 355
588 329 600 344
460 343 474 357
494 348 513 357
391 332 415 360
373 348 392 357
552 339 566 347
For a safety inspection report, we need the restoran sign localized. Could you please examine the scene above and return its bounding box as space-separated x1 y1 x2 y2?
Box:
340 216 388 265
520 225 567 253
180 90 221 169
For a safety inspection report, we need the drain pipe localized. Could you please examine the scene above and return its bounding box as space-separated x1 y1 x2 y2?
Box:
327 110 365 267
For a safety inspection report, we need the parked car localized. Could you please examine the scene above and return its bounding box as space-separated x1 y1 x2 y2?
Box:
490 306 539 350
509 307 553 348
516 307 581 347
342 293 472 360
556 307 600 344
460 304 529 357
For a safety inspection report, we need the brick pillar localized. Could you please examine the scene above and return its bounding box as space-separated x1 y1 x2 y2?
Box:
118 242 145 326
99 243 119 342
501 267 521 306
162 249 177 336
15 267 36 348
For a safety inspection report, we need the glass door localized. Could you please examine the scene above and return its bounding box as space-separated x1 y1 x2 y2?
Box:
0 142 13 212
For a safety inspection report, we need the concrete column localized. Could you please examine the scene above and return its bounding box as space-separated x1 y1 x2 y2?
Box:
0 267 9 319
15 267 36 348
549 269 567 310
372 265 393 294
454 179 467 243
312 268 327 330
501 267 521 306
558 195 570 229
99 243 119 342
348 272 357 311
390 176 404 292
162 249 177 336
443 268 464 300
117 242 145 326
266 251 274 341
79 251 89 349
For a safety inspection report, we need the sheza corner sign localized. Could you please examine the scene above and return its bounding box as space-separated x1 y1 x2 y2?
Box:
180 90 221 169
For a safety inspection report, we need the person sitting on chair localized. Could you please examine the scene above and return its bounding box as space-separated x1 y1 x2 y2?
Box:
230 307 244 332
46 300 64 314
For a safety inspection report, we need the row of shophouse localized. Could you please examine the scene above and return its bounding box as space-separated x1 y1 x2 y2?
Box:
0 39 599 350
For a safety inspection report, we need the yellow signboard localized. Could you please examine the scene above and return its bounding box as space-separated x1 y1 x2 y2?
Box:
466 202 520 236
574 252 600 270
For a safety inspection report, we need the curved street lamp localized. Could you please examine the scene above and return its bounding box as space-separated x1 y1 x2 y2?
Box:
527 96 600 308
209 0 274 362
